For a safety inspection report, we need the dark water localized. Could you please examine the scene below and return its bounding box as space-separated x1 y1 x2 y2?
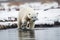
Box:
0 27 60 40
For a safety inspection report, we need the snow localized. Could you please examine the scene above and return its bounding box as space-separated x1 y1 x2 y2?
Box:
0 2 60 25
0 21 17 26
24 2 58 10
35 9 60 24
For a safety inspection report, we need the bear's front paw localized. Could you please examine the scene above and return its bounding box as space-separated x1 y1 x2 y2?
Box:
18 27 22 30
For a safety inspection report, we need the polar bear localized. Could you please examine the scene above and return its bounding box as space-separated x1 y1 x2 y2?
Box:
17 6 38 30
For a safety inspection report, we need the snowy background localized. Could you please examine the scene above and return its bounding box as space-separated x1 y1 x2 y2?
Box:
0 2 60 26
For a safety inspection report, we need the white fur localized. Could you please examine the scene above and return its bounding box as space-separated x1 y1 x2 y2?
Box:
17 6 38 29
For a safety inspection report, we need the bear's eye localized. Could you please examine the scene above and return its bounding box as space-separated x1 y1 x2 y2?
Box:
31 17 33 18
29 14 31 15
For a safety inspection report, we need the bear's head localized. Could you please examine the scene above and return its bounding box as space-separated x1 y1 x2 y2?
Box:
20 6 38 22
27 10 38 22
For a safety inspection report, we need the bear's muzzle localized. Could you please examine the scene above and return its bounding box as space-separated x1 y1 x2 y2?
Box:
32 18 38 22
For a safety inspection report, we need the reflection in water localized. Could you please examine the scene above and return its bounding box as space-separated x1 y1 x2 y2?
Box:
0 27 60 40
18 30 35 40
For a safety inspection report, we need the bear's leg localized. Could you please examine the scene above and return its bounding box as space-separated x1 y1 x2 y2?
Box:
17 20 22 29
29 22 35 30
21 20 27 29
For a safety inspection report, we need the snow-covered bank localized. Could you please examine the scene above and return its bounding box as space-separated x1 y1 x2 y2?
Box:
24 2 58 10
0 2 60 26
0 21 17 26
35 9 60 25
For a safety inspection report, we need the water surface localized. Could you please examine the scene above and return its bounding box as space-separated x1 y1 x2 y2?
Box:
0 27 60 40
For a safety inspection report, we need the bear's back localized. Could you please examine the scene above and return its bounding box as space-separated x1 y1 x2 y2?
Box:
18 6 35 19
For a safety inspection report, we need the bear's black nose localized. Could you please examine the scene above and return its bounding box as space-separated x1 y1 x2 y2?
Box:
33 20 36 22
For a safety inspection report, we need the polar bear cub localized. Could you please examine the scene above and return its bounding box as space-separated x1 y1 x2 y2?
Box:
17 6 38 30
